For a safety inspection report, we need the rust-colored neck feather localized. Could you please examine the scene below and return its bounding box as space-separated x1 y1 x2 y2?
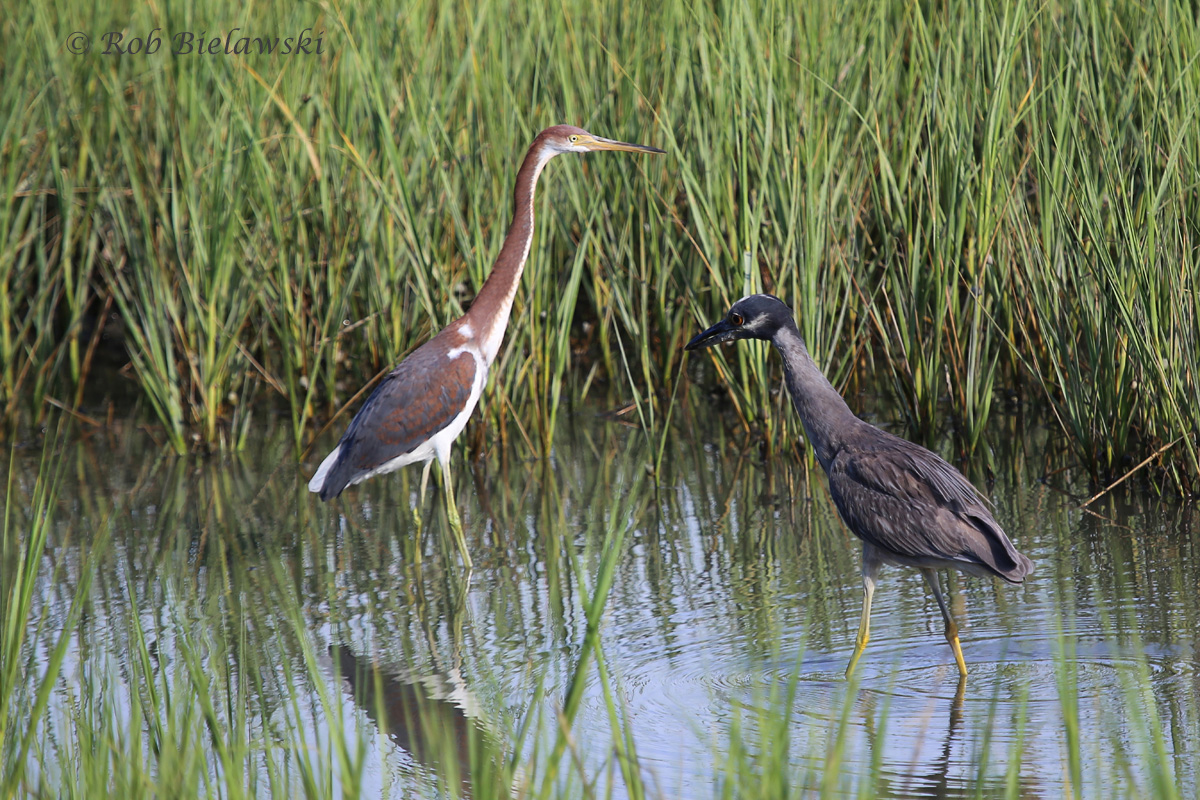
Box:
465 133 557 364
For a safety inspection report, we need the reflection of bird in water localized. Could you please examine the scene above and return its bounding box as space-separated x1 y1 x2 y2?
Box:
333 646 510 797
855 683 965 798
859 683 1041 798
686 294 1034 677
901 684 965 798
308 126 663 567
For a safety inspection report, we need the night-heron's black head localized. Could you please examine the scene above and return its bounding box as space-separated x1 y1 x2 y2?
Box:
685 294 794 351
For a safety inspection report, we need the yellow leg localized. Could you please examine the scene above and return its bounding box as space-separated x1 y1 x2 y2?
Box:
845 546 882 679
439 459 472 570
946 622 968 678
921 568 968 678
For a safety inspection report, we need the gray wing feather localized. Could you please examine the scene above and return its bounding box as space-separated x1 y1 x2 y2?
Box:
826 429 1032 581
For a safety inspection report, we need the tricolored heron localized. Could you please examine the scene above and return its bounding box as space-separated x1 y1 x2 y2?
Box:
685 294 1033 677
309 125 663 566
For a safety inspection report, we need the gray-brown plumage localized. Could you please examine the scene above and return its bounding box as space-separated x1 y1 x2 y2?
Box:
311 340 476 503
308 125 663 566
685 293 1033 677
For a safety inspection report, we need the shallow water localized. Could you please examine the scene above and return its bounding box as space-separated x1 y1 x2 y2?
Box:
8 403 1200 797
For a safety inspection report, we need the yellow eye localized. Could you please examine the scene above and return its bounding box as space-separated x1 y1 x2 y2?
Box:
568 134 579 144
729 312 744 326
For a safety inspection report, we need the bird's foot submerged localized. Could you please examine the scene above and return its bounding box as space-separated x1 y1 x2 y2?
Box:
444 500 472 570
438 460 473 570
945 628 969 678
844 637 869 680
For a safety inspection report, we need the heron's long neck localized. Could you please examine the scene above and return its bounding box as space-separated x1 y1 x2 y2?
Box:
772 323 860 472
465 140 555 364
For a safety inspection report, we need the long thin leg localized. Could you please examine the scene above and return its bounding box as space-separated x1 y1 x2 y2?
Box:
845 544 883 678
921 568 968 677
412 459 435 534
439 457 472 569
419 459 434 507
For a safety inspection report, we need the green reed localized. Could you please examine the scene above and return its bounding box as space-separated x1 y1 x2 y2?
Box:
6 409 1199 798
1 418 108 799
1011 0 1200 491
3 0 1199 490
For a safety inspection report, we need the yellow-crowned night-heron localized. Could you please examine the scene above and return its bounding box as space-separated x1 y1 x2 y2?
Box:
686 293 1034 677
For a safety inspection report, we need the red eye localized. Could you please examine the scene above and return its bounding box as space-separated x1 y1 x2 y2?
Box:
729 312 744 326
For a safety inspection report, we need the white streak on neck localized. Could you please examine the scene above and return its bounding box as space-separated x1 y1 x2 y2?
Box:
478 144 559 365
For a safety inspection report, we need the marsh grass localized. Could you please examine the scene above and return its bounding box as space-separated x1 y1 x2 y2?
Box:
0 418 658 799
2 1 1198 486
5 414 1199 798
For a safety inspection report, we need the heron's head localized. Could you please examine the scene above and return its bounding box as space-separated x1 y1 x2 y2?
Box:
539 124 664 156
685 294 795 351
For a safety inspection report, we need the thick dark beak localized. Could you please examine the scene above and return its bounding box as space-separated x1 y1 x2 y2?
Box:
684 319 736 351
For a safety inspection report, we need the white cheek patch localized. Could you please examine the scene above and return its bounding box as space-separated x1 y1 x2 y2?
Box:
534 146 557 173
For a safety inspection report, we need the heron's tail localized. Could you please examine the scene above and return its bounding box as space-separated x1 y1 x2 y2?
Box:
967 510 1034 583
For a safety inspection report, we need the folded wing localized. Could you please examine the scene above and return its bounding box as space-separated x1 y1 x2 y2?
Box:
313 340 478 500
826 430 1033 582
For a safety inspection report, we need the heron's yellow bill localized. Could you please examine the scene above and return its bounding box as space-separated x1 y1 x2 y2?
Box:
579 135 665 154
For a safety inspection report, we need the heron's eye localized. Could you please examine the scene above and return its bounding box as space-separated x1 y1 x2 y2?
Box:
568 135 579 144
729 312 744 326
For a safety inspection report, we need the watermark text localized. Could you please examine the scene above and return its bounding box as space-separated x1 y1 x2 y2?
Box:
64 28 326 56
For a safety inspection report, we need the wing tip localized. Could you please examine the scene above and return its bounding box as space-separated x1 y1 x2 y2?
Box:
997 551 1035 584
308 445 342 500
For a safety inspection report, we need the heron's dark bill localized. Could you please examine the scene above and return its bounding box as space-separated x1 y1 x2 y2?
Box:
684 319 737 351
